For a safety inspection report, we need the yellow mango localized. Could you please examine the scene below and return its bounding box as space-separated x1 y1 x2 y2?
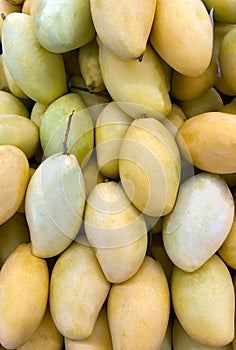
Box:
150 0 213 77
64 306 112 350
0 243 49 349
84 181 147 283
0 212 29 267
161 104 186 138
95 102 132 178
17 306 63 350
176 111 236 173
202 0 236 23
0 0 21 40
219 99 236 114
0 145 29 225
172 317 233 350
2 13 68 104
0 114 39 158
33 0 95 53
30 102 48 127
107 256 170 350
90 0 156 60
171 254 235 347
119 117 181 216
218 212 236 269
49 242 110 340
0 55 8 92
163 172 234 272
176 87 223 118
98 40 171 119
0 90 29 117
81 151 104 197
171 58 218 101
219 28 236 94
160 317 172 350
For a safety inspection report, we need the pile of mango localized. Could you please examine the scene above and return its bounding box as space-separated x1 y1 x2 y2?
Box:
0 0 236 349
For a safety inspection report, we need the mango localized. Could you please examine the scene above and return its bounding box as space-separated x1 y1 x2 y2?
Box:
0 145 29 225
33 0 95 53
219 28 236 94
95 102 132 178
2 12 68 104
107 256 170 350
119 117 181 216
202 0 236 23
0 243 49 349
0 90 29 117
150 0 213 77
171 254 235 347
84 181 147 283
98 40 171 119
49 242 110 340
90 0 156 60
163 172 234 272
176 111 236 173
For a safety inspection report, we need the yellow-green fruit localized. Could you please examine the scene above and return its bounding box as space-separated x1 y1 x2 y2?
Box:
0 0 21 40
176 112 236 173
25 152 86 258
213 22 236 58
33 0 95 53
82 151 104 197
107 256 170 350
30 102 48 127
163 172 234 272
64 306 112 350
219 29 236 94
0 55 8 92
0 90 29 117
171 254 235 347
98 40 171 119
172 317 233 350
78 39 105 93
0 212 29 268
0 243 49 349
84 181 147 283
0 145 29 225
95 102 132 178
219 100 236 114
171 57 218 101
160 318 172 350
2 13 68 104
17 306 63 350
49 242 110 340
150 0 213 77
0 114 39 158
119 117 181 216
2 54 29 100
176 87 223 118
161 104 186 138
39 93 94 168
218 213 236 269
202 0 236 23
90 0 156 60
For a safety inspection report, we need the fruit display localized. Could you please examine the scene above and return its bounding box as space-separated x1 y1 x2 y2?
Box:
0 0 236 349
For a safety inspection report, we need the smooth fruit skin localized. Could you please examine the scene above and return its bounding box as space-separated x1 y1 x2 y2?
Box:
107 256 170 350
49 242 110 340
219 28 236 94
0 144 29 225
2 12 68 104
33 0 95 53
202 0 236 23
25 153 86 258
98 40 171 119
171 254 235 347
150 0 213 77
90 0 156 60
176 111 236 174
0 243 49 349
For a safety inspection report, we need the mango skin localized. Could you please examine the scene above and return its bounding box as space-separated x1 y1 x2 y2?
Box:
107 256 170 350
0 145 29 225
202 0 236 23
0 243 49 349
219 28 236 94
0 90 29 117
2 12 68 104
98 40 171 119
171 254 235 347
176 111 236 174
34 0 95 53
150 0 213 77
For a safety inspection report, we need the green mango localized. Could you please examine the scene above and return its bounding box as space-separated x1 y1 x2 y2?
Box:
219 28 236 94
33 0 95 53
202 0 236 23
2 12 68 104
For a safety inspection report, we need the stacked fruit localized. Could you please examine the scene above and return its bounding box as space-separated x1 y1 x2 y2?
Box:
0 0 236 349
